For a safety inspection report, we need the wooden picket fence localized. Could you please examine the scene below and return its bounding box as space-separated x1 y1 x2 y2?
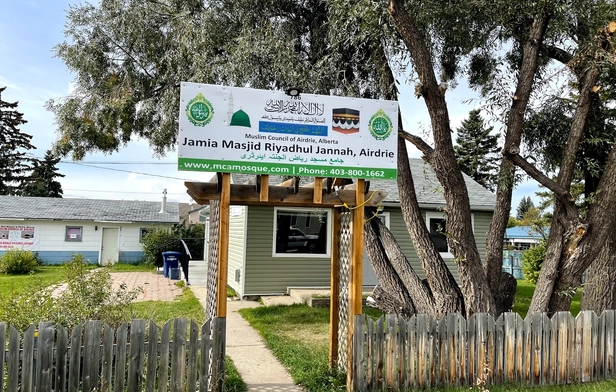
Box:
0 317 226 392
351 310 616 390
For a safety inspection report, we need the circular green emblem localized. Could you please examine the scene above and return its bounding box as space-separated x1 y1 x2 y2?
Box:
368 109 393 141
185 93 214 127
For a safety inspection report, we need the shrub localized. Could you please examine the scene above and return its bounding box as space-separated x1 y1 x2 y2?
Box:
141 226 178 266
521 241 546 284
141 222 206 266
0 253 142 330
0 249 40 274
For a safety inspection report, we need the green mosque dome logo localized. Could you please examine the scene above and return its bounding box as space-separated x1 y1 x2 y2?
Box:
230 109 251 128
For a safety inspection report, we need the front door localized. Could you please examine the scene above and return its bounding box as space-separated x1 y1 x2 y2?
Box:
100 228 119 265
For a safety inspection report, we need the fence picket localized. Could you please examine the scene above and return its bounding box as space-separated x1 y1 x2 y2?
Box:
353 315 365 391
171 318 187 392
187 320 199 392
406 316 416 389
7 326 19 391
603 310 616 378
494 314 505 384
158 321 171 392
83 320 102 392
68 324 82 392
146 321 159 392
0 323 5 392
200 319 212 392
114 323 129 392
397 314 406 389
374 317 383 390
37 321 55 392
365 317 374 390
22 324 35 392
210 317 226 392
385 314 396 388
55 325 68 392
101 324 114 392
128 319 146 392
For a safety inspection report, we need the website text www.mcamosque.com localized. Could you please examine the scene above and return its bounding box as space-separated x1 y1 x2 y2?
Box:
182 161 291 174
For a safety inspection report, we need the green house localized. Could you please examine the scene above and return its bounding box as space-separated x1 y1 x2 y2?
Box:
220 159 496 298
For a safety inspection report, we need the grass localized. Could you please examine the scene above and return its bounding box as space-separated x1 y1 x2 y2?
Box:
131 287 206 325
225 356 248 392
108 262 156 272
512 280 582 318
0 265 66 298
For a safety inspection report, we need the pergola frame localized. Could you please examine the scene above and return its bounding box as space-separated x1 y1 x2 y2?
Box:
186 173 387 390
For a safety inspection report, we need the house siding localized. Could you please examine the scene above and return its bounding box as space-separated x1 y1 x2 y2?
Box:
0 220 166 265
243 206 494 295
244 206 331 296
227 206 247 296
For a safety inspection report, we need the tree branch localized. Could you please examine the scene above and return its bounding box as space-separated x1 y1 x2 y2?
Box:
544 44 573 65
503 149 568 197
399 129 433 159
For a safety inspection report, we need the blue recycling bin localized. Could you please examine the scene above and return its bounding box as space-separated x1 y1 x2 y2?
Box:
162 251 181 278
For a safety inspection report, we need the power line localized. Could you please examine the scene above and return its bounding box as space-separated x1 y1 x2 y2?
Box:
59 160 175 165
60 161 208 181
64 188 188 195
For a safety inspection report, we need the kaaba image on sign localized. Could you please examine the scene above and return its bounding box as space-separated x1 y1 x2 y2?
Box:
332 108 360 134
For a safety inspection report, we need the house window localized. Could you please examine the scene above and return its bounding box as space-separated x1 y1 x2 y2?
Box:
425 212 474 259
273 208 331 257
139 228 151 243
65 226 83 242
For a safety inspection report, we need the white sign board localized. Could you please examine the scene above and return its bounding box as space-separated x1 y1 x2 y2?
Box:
0 225 39 251
178 83 398 179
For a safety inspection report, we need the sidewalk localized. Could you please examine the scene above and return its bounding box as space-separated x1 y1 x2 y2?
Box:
187 260 304 392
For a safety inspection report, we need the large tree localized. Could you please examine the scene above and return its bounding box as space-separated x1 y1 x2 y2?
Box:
22 150 65 198
516 196 535 221
0 87 35 195
454 109 500 192
49 0 616 317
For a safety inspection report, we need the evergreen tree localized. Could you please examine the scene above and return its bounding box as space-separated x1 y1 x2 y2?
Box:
516 196 535 220
22 150 65 197
454 110 501 191
0 87 35 195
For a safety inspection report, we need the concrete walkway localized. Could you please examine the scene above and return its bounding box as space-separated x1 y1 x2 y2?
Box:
153 260 304 392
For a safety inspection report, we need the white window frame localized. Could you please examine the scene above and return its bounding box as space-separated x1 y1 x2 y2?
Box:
65 226 83 242
272 207 332 258
376 211 390 228
425 212 474 259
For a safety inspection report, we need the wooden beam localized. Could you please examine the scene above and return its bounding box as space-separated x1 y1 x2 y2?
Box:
216 173 231 318
276 177 295 187
185 182 387 207
347 179 365 389
329 207 341 368
259 175 269 202
313 177 323 204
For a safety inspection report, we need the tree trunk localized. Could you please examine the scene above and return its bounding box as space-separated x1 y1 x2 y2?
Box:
388 0 492 315
580 238 616 312
484 13 551 310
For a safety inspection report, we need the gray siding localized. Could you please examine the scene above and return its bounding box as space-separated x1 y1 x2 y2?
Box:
244 206 331 295
244 205 494 295
227 206 246 296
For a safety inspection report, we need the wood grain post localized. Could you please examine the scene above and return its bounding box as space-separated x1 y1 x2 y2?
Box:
329 207 341 368
347 179 365 390
216 173 231 317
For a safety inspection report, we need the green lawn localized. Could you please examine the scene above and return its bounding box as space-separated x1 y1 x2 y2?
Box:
512 280 582 318
130 286 206 325
0 265 66 298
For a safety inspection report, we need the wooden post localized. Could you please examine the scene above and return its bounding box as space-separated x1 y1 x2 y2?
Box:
216 173 231 317
347 179 365 390
329 207 341 368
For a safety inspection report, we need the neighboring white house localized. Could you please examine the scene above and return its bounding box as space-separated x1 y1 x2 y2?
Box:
0 195 179 265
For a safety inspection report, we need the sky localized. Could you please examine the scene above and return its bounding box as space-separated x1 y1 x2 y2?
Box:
0 0 539 209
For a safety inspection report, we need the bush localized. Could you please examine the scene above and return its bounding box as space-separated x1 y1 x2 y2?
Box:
141 226 178 266
141 222 206 266
0 249 40 274
521 241 546 284
0 253 142 330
